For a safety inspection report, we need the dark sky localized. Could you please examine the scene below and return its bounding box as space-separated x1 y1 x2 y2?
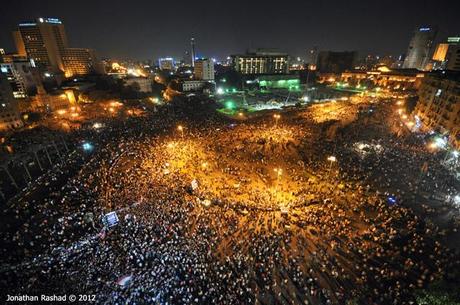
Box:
1 0 459 61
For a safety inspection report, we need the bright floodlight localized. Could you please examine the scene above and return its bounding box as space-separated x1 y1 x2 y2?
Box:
217 87 224 95
301 96 310 102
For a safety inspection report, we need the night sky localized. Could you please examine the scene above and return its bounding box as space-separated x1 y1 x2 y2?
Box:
1 0 459 61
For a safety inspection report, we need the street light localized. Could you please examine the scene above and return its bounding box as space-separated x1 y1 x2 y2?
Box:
177 125 184 138
327 155 337 170
273 114 281 126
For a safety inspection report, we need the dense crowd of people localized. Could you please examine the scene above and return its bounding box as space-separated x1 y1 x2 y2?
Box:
1 96 460 304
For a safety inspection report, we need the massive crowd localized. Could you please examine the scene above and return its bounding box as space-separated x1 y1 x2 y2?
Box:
1 97 460 304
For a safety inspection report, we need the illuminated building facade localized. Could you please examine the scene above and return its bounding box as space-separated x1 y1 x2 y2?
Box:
180 80 214 92
341 67 425 90
0 60 38 98
16 18 68 73
12 30 26 57
61 48 105 77
413 73 460 148
158 58 175 71
0 73 23 131
232 50 289 75
194 58 215 80
432 37 460 71
33 85 74 112
15 17 104 78
402 27 437 70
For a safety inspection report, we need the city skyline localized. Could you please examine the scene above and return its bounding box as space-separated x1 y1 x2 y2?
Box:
1 0 460 61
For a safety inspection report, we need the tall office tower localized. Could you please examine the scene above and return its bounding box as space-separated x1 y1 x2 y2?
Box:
402 27 437 70
306 46 318 69
16 17 68 73
190 37 196 67
194 58 215 80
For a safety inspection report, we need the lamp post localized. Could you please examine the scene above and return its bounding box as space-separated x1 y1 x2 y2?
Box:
327 155 337 177
177 125 184 138
273 114 281 126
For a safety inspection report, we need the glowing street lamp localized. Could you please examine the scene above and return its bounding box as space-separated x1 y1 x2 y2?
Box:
327 155 337 171
273 113 281 126
177 125 184 138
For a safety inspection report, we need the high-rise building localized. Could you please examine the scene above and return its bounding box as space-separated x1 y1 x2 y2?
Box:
190 38 196 67
306 47 318 70
232 49 289 75
0 72 23 131
15 17 104 78
316 51 358 73
194 58 215 80
16 17 68 73
413 72 460 148
402 27 437 70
